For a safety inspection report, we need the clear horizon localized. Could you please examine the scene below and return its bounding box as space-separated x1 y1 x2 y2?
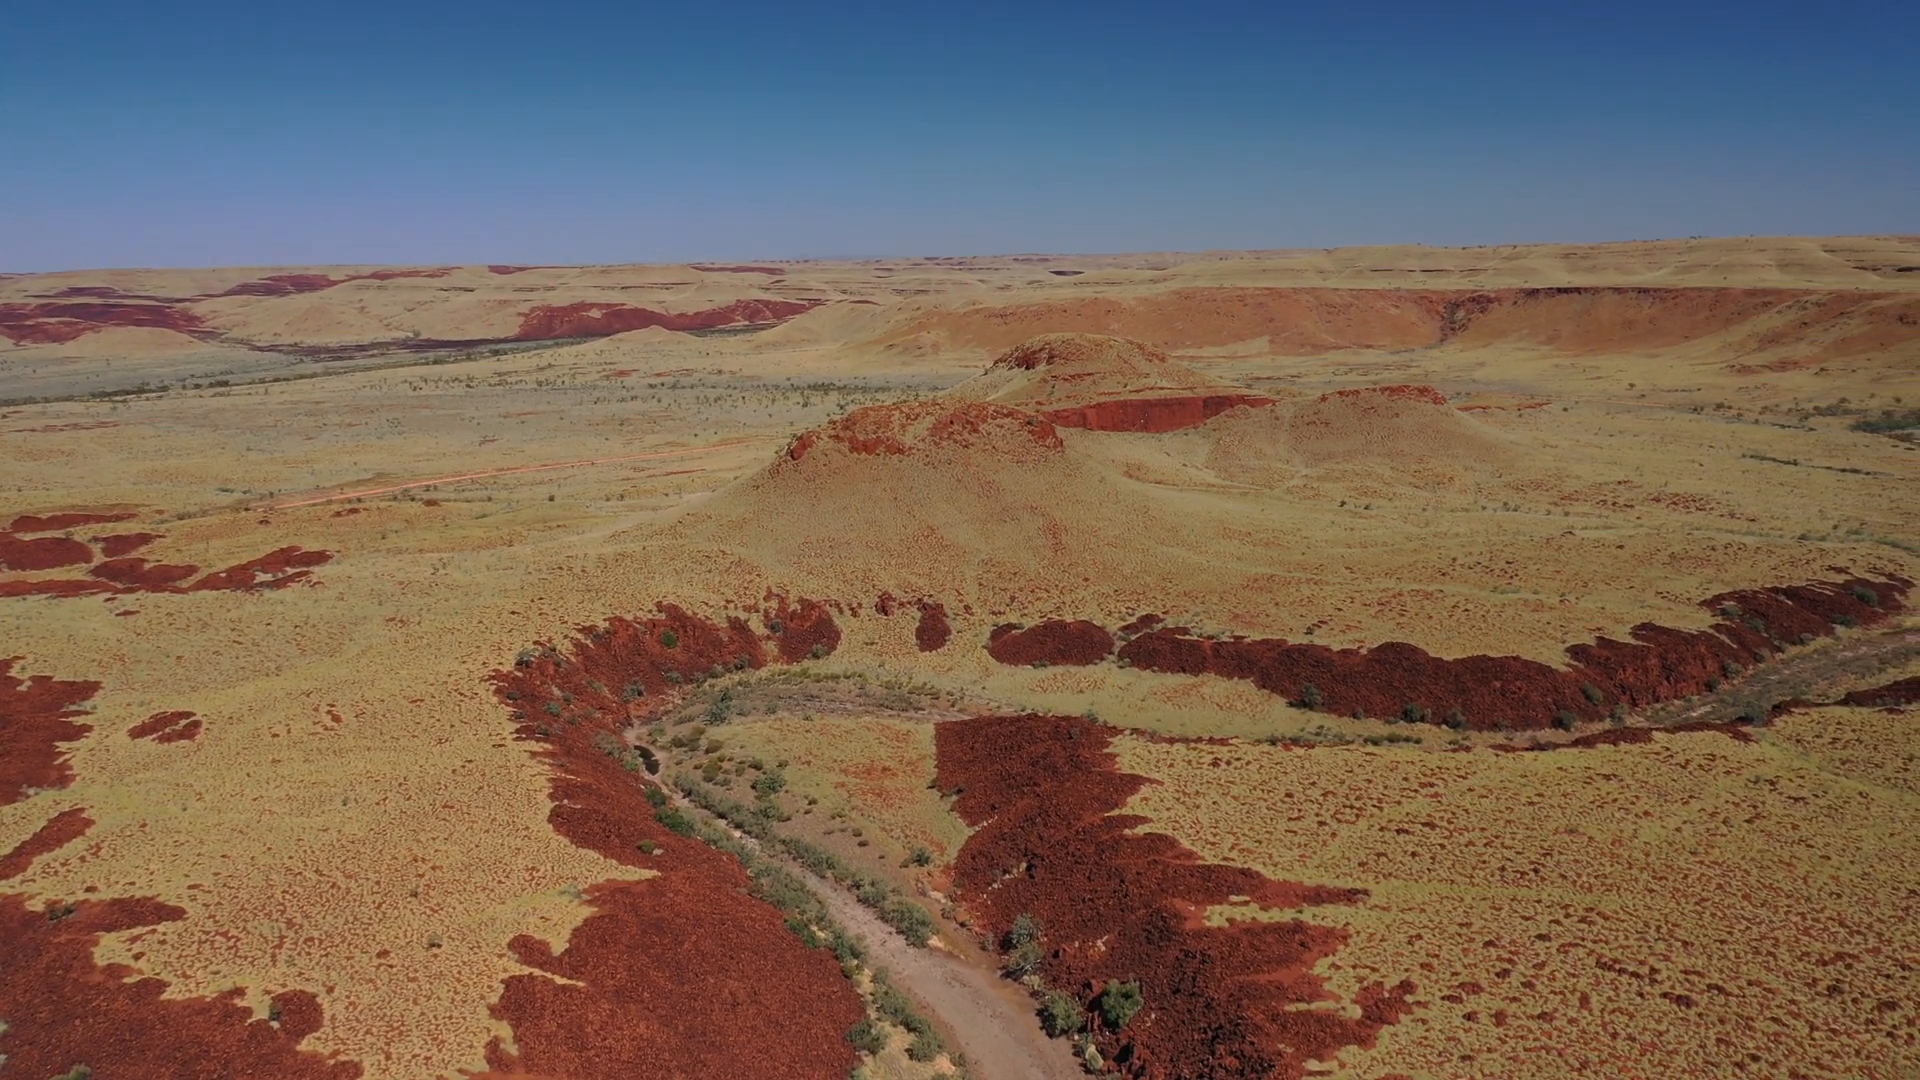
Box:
4 0 1915 272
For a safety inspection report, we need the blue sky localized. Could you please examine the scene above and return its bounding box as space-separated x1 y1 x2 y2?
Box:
2 0 1914 269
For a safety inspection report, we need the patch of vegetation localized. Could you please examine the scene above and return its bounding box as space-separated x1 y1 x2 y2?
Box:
1040 991 1085 1037
1096 979 1144 1030
659 629 679 649
846 1018 888 1055
1293 683 1321 710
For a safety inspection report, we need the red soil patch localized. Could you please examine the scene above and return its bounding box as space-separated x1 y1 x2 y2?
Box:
787 400 1063 461
691 264 786 275
935 714 1415 1080
0 806 92 880
988 620 1113 666
11 512 136 533
0 893 361 1078
128 710 201 743
513 298 822 340
482 602 863 1080
1041 394 1275 433
0 302 208 345
213 268 452 299
486 265 560 275
916 601 952 652
0 532 93 571
1077 575 1912 730
1840 677 1920 709
96 532 160 558
0 658 99 805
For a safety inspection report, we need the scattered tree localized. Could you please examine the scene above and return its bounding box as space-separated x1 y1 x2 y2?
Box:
1040 992 1085 1037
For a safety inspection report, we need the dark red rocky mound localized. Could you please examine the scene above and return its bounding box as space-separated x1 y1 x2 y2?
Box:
936 714 1414 1080
1004 575 1911 730
0 807 93 880
0 893 361 1079
916 601 952 652
764 594 842 662
990 332 1175 371
1041 394 1274 433
0 658 100 805
128 711 201 743
988 620 1114 666
0 302 209 345
1841 676 1920 709
96 532 161 558
514 298 822 340
0 532 93 572
691 264 785 275
484 600 861 1079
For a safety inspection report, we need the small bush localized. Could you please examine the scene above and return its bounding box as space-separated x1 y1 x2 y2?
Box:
846 1018 888 1055
1295 683 1322 710
751 770 787 797
881 897 937 947
1040 992 1085 1037
1852 585 1879 607
810 642 829 659
1006 912 1041 949
635 839 658 855
1004 940 1043 978
1723 659 1743 677
1399 703 1430 724
1096 979 1144 1030
1580 683 1605 705
906 1028 945 1062
655 806 696 836
904 845 933 868
660 630 679 649
1552 710 1578 731
622 681 645 701
1444 707 1466 730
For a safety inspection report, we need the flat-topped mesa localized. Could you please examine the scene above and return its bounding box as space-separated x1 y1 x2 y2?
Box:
962 332 1276 433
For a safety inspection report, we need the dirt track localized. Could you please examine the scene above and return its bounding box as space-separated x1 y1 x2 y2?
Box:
1648 623 1920 724
806 875 1084 1080
664 783 1081 1080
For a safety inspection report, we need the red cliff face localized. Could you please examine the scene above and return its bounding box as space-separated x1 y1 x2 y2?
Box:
1041 393 1275 433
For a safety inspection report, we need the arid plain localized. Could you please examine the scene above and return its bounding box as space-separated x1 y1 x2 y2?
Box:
2 237 1918 1080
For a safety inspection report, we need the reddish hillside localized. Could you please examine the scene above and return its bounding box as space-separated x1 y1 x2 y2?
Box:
514 298 823 340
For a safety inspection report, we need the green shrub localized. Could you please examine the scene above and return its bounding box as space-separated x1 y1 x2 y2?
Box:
752 770 787 797
881 897 937 947
1039 992 1084 1037
660 629 679 649
1294 683 1322 710
846 1018 887 1055
1580 683 1605 705
1444 707 1467 730
1399 703 1430 724
1552 710 1578 731
903 845 933 868
1852 584 1879 607
1096 979 1144 1030
655 806 696 836
1006 913 1041 949
906 1029 944 1062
